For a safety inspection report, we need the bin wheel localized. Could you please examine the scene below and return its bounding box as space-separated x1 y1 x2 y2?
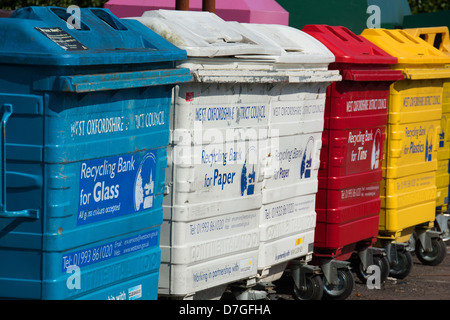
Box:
415 237 447 266
322 268 354 300
389 250 413 279
353 255 390 284
292 274 323 301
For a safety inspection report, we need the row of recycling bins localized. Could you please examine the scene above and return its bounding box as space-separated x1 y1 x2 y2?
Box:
1 6 450 300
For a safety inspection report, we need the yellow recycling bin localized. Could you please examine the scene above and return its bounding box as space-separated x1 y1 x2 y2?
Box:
403 28 450 245
361 28 450 277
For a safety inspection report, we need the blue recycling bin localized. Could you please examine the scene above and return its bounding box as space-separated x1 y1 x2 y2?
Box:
0 6 191 300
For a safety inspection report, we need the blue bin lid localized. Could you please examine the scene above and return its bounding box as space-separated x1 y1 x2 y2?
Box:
0 6 187 66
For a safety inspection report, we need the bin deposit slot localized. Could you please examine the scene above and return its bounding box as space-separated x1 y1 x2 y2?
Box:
91 9 127 31
50 7 90 31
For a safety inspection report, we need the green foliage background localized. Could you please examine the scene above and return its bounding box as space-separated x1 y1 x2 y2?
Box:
0 0 107 9
0 0 449 14
408 0 450 14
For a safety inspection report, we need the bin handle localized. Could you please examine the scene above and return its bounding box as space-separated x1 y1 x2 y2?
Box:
33 68 192 93
403 68 450 80
0 104 39 219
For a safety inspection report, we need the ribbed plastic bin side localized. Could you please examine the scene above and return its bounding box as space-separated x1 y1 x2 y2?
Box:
241 23 340 280
302 24 403 300
362 28 450 272
129 10 341 299
0 6 191 300
130 10 275 299
403 26 450 249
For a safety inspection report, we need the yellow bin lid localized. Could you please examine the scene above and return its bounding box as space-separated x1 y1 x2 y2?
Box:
361 28 450 79
404 26 450 56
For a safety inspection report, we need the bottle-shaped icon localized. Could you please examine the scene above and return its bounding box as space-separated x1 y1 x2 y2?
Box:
371 129 381 170
241 159 247 196
134 152 156 211
247 164 255 195
300 137 314 179
425 126 434 162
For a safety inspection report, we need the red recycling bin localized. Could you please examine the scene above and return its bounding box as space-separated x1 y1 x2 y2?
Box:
302 25 404 300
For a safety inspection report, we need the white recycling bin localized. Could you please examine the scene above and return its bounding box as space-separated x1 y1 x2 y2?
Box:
241 23 339 281
129 10 340 299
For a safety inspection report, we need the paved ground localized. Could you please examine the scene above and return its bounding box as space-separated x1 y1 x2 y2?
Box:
255 242 450 300
347 243 450 300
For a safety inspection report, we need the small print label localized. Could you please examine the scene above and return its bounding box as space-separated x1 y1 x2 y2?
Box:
192 258 254 287
395 174 435 192
128 285 142 300
186 92 194 102
263 197 315 221
62 229 159 272
35 27 88 51
272 103 324 118
346 99 386 113
194 105 266 123
70 111 165 138
403 95 441 108
239 258 253 273
78 151 157 225
341 184 380 200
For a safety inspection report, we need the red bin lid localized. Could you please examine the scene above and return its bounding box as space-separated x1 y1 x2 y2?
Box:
302 24 398 65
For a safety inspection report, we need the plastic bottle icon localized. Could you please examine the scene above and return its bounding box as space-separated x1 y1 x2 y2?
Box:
240 149 256 196
371 130 381 170
241 160 247 196
439 115 446 148
425 127 434 162
247 164 255 195
134 152 156 211
301 137 314 179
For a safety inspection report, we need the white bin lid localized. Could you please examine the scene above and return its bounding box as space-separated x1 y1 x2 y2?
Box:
241 23 336 64
130 10 282 57
129 10 335 64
